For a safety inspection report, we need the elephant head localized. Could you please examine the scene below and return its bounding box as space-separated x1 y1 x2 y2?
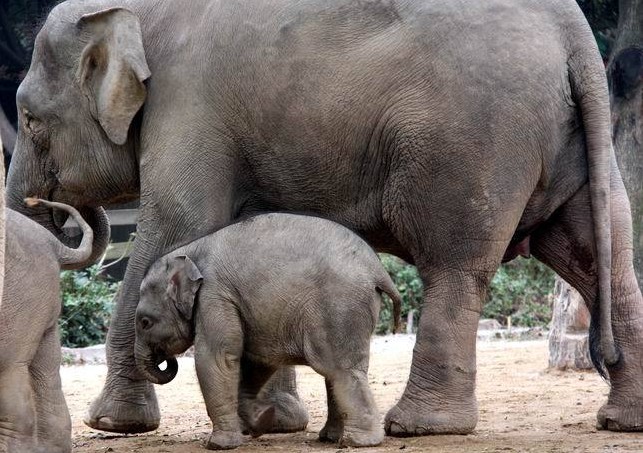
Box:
6 3 150 267
135 255 203 385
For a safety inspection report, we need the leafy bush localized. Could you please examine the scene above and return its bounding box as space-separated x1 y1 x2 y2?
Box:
377 255 423 334
59 264 119 348
377 255 556 333
484 258 555 327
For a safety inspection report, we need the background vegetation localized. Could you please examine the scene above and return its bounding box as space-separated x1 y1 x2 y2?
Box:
377 255 556 334
59 264 117 347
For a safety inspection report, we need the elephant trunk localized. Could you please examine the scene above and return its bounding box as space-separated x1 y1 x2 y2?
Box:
134 341 179 385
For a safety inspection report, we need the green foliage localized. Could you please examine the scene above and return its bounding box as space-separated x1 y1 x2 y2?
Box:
59 264 119 348
377 255 423 334
484 258 556 327
377 255 556 333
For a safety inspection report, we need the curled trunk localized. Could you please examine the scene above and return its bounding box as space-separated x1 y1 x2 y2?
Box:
134 342 178 385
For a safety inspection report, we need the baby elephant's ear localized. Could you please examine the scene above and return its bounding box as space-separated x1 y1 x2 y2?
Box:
168 255 203 321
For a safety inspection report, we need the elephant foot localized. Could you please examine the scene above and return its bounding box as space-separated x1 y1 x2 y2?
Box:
240 404 276 438
385 396 478 436
597 402 643 431
319 421 343 443
257 391 309 433
206 430 243 450
83 377 160 433
339 428 385 447
3 438 45 453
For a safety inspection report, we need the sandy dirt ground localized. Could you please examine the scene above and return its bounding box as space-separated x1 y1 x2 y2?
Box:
63 336 643 452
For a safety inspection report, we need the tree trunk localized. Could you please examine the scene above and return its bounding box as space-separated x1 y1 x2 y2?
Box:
608 0 642 286
548 277 594 370
549 0 641 370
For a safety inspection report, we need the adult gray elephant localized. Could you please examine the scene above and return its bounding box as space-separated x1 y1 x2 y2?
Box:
7 0 643 436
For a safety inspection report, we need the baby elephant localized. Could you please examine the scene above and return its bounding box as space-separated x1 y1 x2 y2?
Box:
0 199 94 453
135 213 401 449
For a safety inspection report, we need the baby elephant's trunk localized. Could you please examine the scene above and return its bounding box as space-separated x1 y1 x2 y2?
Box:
134 341 179 385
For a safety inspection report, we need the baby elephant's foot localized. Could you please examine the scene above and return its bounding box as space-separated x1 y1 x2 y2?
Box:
206 430 243 450
318 422 343 443
339 427 385 447
243 405 276 438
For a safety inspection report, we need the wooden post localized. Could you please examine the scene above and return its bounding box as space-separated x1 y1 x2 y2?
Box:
406 309 414 334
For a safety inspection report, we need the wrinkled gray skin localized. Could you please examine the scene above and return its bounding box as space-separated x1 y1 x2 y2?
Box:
0 133 4 309
6 0 643 436
135 214 401 449
0 199 94 453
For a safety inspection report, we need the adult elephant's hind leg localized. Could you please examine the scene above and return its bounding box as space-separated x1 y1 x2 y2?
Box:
382 154 525 436
384 267 488 435
531 178 643 431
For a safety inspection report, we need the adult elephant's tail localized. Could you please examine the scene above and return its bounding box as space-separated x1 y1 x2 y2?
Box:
567 21 619 373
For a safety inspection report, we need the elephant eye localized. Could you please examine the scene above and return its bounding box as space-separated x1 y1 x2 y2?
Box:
139 316 153 330
22 108 48 146
23 109 40 132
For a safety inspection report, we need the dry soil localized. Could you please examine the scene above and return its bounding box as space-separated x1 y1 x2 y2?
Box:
63 336 643 452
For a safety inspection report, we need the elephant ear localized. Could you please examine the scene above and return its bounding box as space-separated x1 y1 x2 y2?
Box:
76 8 150 145
167 255 203 321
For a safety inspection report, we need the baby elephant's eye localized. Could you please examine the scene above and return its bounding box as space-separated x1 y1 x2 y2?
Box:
139 317 153 330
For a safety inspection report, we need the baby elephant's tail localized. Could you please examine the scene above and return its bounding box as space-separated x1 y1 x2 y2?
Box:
25 198 94 268
377 275 402 334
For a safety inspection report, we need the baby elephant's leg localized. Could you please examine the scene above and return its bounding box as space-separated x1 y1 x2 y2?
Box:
195 309 244 450
327 366 383 447
238 359 276 437
30 326 71 453
319 378 343 443
0 363 37 452
309 295 383 447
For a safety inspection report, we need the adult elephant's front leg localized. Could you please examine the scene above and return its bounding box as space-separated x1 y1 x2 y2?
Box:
84 228 165 433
